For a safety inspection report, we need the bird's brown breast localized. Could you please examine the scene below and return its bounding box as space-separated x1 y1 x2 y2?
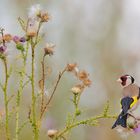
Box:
122 84 139 97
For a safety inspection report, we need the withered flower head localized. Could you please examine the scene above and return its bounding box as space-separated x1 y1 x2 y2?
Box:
28 4 50 22
78 70 89 81
27 31 37 37
40 12 50 22
71 84 84 95
44 43 55 56
47 129 58 138
66 63 77 72
3 34 12 42
83 79 92 87
26 19 39 37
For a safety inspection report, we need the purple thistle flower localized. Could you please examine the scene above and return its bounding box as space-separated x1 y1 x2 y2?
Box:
0 46 6 54
13 36 20 43
19 37 26 43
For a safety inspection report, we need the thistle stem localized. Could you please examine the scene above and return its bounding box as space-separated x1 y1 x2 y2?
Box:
40 55 45 114
3 58 10 140
15 52 27 140
56 114 116 139
31 45 39 140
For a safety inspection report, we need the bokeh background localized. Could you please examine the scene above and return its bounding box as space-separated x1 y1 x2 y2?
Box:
0 0 140 140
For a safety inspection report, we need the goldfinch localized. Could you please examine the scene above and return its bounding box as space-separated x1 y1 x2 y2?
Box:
112 75 140 129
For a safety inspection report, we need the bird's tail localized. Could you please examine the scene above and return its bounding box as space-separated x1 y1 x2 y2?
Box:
112 113 128 129
112 96 134 129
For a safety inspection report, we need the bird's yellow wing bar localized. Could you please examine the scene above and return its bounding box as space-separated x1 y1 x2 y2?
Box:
130 96 138 108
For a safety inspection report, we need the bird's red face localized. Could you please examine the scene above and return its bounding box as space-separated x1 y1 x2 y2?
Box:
117 75 134 87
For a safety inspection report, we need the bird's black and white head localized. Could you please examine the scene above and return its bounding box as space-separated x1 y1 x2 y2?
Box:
117 74 135 87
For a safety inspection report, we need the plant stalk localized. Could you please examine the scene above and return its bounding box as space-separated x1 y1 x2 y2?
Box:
31 45 39 140
15 52 27 140
3 58 10 140
56 114 116 139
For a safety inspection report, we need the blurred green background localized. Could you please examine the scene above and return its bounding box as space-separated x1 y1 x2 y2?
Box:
0 0 140 139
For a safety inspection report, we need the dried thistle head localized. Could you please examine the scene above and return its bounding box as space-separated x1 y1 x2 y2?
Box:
40 12 50 22
3 34 12 42
71 84 84 95
47 129 58 138
26 19 39 37
83 79 92 87
44 43 55 56
66 63 77 72
78 70 89 81
27 31 37 37
28 4 50 22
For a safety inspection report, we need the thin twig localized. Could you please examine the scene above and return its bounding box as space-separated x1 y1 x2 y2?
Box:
7 94 15 104
22 79 30 89
40 55 46 114
40 67 67 119
34 21 42 46
18 120 29 135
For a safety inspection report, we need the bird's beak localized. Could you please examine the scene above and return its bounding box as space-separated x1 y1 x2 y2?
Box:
117 78 122 83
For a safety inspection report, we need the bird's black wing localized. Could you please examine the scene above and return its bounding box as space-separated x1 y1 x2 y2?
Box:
121 97 134 115
112 97 134 129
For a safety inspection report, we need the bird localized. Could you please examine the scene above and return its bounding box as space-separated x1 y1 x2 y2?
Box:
112 74 140 129
117 74 140 111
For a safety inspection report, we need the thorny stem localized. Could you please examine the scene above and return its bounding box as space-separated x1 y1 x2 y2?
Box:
30 20 42 140
0 28 10 140
31 43 39 140
3 58 10 140
15 47 28 140
40 67 67 119
73 94 80 121
56 114 116 139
